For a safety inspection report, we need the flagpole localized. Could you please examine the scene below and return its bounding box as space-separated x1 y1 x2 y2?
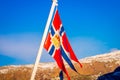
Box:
30 0 58 80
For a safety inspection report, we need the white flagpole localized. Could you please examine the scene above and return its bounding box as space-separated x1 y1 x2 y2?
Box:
30 0 58 80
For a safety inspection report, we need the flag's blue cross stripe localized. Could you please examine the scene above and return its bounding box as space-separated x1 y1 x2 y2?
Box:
50 26 55 36
60 46 77 72
50 25 64 37
60 26 64 36
49 45 55 56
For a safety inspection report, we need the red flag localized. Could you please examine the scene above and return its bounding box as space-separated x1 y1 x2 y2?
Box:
44 9 82 80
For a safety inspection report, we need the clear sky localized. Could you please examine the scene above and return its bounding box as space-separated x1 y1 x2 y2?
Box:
0 0 120 66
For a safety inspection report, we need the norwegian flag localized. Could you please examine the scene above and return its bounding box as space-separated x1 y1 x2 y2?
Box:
44 9 82 80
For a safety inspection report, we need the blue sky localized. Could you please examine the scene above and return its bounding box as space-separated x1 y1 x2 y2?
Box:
0 0 120 66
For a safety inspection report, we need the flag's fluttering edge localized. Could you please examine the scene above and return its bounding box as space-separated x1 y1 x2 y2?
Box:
44 9 82 80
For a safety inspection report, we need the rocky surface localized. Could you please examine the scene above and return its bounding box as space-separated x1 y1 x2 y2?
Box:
0 50 120 80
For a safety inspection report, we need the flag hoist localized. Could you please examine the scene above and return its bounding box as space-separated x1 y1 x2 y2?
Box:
30 0 82 80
